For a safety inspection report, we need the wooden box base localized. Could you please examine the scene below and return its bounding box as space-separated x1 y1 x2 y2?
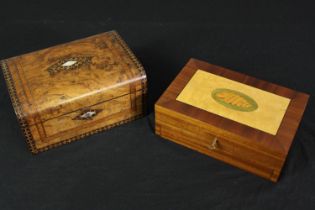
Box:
1 31 147 153
155 106 281 182
155 58 309 182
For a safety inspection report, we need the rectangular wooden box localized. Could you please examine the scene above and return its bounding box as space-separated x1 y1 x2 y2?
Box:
155 58 309 182
1 31 147 154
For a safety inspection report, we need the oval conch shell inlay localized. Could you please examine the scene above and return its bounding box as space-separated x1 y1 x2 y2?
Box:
211 88 258 112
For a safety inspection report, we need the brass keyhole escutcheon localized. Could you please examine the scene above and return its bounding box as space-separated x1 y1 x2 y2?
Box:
208 137 218 150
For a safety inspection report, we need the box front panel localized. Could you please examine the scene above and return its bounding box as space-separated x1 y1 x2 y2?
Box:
29 90 144 152
155 106 283 182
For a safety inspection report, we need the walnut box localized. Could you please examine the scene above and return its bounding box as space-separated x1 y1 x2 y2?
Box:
155 58 309 182
1 31 147 154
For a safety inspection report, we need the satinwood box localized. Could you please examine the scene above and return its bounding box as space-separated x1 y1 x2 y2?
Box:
155 58 309 182
1 31 147 153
